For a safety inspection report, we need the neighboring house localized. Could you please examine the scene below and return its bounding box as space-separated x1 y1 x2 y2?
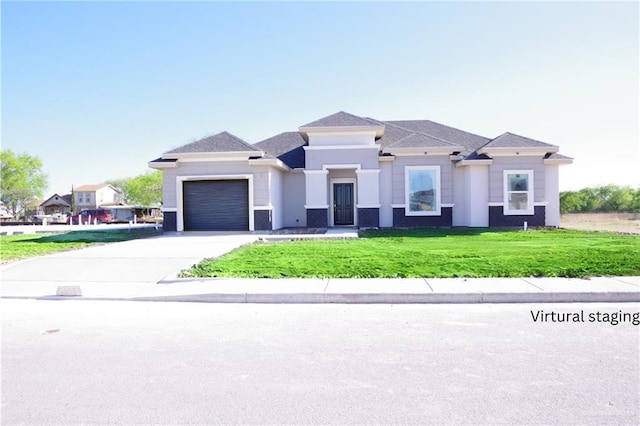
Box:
74 184 123 211
39 193 72 215
149 111 572 232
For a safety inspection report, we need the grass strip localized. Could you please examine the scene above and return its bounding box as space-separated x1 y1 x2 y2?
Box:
0 228 162 263
181 228 640 278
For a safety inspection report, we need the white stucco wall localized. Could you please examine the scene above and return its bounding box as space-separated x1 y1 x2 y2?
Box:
452 166 466 226
356 169 380 207
304 170 329 208
161 161 261 209
305 147 379 170
269 168 284 230
307 131 377 147
379 161 393 227
466 165 489 227
545 164 561 226
283 171 306 227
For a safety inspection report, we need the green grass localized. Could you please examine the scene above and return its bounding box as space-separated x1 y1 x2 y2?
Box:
181 228 640 279
0 229 162 263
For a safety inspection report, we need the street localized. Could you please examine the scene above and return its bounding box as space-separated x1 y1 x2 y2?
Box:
2 300 639 425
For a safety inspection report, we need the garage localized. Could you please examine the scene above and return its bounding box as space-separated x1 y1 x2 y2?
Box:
182 180 249 231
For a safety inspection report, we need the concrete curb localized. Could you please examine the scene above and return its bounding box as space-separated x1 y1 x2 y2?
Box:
3 291 639 304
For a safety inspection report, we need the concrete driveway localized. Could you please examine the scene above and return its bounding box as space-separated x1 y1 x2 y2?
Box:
0 233 257 297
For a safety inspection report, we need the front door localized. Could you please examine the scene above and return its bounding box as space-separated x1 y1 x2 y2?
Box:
333 183 354 225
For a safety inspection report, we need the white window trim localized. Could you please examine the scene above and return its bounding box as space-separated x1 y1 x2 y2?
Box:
404 166 441 216
503 170 534 216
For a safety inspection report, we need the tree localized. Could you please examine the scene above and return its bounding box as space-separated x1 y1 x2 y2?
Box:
106 171 162 214
0 150 48 218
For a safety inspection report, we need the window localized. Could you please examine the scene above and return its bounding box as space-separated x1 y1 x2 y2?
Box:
405 166 441 216
77 193 83 203
504 170 534 215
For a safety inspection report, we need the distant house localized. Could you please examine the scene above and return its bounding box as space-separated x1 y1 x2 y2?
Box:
150 111 573 232
74 184 123 211
39 193 72 215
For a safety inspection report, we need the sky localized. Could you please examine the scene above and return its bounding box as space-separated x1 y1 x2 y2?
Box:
2 1 638 198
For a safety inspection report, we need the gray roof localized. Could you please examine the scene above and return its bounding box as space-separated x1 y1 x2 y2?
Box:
254 132 306 169
300 111 382 128
385 119 490 152
545 153 573 160
482 132 557 149
165 131 260 154
386 132 461 149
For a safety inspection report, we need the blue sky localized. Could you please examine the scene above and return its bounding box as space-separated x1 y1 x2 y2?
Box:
2 1 638 197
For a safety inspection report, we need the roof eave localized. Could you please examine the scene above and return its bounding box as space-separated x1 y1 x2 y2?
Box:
298 125 385 138
544 157 574 165
162 151 265 160
454 159 494 168
382 146 462 156
248 157 291 171
478 146 559 156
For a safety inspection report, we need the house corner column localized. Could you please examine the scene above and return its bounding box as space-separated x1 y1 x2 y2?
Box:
356 169 381 228
304 170 329 227
545 164 560 227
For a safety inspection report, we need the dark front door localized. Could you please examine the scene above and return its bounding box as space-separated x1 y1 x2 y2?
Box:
333 183 354 225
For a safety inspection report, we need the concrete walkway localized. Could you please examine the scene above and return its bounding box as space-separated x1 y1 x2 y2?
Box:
1 233 639 304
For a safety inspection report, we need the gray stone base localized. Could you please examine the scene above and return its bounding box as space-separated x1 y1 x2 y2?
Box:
163 211 177 232
393 207 453 227
306 208 328 228
357 208 379 228
254 210 272 231
489 206 545 227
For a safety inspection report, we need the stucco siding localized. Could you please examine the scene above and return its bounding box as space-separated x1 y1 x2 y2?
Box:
391 156 454 205
283 171 307 227
379 161 393 227
307 132 377 147
452 166 466 226
305 148 379 170
161 161 267 209
269 168 284 230
489 157 545 203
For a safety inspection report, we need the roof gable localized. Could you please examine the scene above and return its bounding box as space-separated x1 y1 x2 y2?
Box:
385 119 490 152
300 111 377 128
254 132 306 169
481 132 558 149
165 131 261 154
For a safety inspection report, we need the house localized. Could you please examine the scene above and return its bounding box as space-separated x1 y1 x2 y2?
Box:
149 111 572 232
74 184 123 211
39 193 72 215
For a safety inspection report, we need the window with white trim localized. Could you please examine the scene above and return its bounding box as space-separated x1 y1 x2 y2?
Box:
504 170 534 215
405 166 441 216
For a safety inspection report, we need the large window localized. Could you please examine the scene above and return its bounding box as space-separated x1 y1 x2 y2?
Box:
405 166 441 216
504 170 534 215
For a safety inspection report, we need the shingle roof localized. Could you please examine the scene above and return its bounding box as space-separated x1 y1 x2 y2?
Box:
545 153 573 160
387 132 461 149
254 132 306 169
300 111 381 128
165 131 260 154
385 119 490 152
482 132 558 149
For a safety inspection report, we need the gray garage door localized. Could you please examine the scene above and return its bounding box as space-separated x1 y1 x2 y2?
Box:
183 180 249 231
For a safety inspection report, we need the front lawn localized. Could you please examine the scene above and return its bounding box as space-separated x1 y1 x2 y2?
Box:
0 229 162 263
180 228 640 278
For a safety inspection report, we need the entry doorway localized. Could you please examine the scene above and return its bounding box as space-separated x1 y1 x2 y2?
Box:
332 182 355 226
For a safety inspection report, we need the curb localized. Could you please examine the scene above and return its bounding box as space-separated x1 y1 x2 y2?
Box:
3 291 639 304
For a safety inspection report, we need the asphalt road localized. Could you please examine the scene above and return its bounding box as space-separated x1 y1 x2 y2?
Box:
2 300 639 425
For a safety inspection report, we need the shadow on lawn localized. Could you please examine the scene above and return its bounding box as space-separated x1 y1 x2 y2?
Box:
360 227 503 239
34 229 162 244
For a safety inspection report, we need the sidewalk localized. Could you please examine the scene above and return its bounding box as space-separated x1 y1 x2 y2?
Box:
1 232 639 304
